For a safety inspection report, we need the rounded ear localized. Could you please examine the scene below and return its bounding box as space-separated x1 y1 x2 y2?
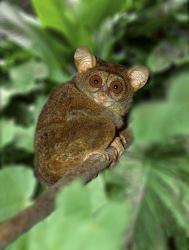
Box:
127 66 149 91
74 47 96 73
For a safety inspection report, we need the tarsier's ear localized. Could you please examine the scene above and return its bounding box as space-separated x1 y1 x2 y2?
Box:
127 66 149 91
74 47 97 73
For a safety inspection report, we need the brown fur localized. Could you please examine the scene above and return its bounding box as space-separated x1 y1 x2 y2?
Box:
35 48 149 185
35 84 115 184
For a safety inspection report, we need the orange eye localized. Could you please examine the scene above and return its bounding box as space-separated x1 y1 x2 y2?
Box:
109 80 123 94
89 75 102 88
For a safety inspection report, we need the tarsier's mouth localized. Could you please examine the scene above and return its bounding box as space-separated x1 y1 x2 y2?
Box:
94 97 113 107
92 91 113 107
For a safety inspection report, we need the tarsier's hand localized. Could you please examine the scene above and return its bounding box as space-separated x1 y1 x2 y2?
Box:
119 128 133 149
108 128 133 167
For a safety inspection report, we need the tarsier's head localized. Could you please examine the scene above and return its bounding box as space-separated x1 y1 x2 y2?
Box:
74 47 149 116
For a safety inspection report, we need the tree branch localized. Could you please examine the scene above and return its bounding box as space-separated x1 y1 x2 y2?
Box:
0 147 115 250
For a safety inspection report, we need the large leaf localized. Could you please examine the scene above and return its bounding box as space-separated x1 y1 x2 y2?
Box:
32 0 93 48
8 180 131 250
0 166 36 221
105 148 189 249
86 175 108 212
131 70 189 145
0 118 35 152
7 149 189 250
132 102 189 145
70 0 125 30
95 14 126 60
0 119 17 149
32 0 125 48
10 60 48 94
168 69 189 103
15 126 35 153
0 83 15 110
0 2 67 82
147 37 189 72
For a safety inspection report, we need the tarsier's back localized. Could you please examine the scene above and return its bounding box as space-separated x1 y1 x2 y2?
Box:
35 47 149 185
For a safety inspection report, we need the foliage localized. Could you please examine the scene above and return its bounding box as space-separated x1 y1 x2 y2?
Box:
0 0 189 249
0 166 36 221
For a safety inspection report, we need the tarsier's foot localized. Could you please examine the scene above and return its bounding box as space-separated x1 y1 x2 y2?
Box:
83 150 110 162
109 137 125 167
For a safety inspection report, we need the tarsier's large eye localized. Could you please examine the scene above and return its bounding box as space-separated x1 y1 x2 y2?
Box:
89 75 102 88
109 80 123 94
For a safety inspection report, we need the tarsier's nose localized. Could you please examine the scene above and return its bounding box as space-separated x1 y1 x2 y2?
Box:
98 92 107 100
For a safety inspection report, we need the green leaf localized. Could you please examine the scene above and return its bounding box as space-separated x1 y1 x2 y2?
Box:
132 102 189 145
108 150 189 249
7 236 27 250
0 2 67 81
10 61 48 94
70 0 125 30
0 118 35 152
163 103 189 137
105 155 168 250
147 37 189 72
10 181 130 250
0 166 36 221
150 170 188 230
0 84 15 110
0 119 17 149
174 230 189 250
32 0 75 41
32 0 125 49
15 126 35 153
168 69 189 103
56 181 92 218
131 69 189 145
32 0 93 48
132 196 168 250
95 15 124 60
87 175 108 212
131 102 168 144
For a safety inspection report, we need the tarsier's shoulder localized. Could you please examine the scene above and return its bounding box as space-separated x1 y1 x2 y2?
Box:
48 81 76 101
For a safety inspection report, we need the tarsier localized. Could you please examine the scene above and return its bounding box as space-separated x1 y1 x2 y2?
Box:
35 47 149 185
0 48 149 248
